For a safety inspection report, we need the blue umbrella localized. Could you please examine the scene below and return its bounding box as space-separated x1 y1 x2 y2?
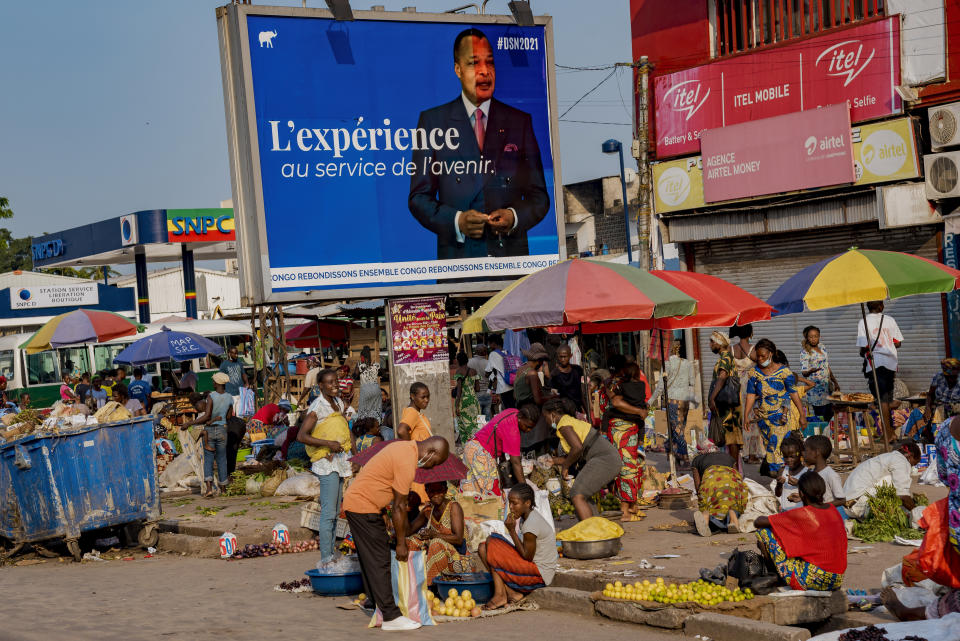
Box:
113 326 225 366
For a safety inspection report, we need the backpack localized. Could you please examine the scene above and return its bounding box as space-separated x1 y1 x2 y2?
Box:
494 349 523 386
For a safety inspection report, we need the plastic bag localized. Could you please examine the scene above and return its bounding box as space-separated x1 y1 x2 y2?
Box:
274 471 323 497
556 516 624 542
920 459 944 486
245 477 263 495
915 499 960 588
369 551 435 628
260 468 288 497
316 552 361 574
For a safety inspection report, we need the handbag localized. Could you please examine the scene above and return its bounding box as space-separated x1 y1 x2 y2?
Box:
710 373 740 407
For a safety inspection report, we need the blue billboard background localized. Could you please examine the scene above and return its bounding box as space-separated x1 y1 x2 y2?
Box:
246 16 558 292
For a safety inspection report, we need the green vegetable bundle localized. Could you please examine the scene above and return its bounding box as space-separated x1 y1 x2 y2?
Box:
852 483 924 543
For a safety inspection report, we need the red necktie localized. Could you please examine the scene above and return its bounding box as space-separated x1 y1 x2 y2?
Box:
474 110 485 150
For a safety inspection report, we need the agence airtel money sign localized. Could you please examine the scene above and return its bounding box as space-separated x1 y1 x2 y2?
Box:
653 17 901 158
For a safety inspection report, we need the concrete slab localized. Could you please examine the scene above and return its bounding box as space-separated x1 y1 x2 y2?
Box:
527 587 596 618
684 613 811 641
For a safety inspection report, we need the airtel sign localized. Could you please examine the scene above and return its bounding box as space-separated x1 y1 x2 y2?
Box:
654 17 901 158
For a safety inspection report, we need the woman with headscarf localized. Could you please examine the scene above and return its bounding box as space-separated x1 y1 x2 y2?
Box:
708 331 741 457
799 326 840 422
925 358 960 426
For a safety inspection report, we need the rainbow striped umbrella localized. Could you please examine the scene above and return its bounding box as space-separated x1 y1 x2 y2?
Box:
462 258 698 334
20 309 143 354
768 248 960 315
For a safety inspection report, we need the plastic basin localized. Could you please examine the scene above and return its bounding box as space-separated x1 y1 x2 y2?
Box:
304 569 364 596
431 573 494 604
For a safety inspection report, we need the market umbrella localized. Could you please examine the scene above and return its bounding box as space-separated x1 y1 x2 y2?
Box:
112 326 225 366
20 309 143 354
349 439 468 483
767 247 960 445
461 258 698 334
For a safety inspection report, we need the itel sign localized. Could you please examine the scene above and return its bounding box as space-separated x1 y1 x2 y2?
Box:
655 17 901 158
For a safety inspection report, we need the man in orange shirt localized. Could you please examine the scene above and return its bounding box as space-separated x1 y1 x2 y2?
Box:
343 436 450 631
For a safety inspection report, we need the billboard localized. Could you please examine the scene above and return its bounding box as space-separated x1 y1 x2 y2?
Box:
654 17 901 158
701 104 855 203
218 5 563 303
653 117 919 214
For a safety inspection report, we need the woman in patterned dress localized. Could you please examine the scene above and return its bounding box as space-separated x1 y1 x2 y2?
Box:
743 338 807 478
708 331 741 454
799 326 840 421
454 352 482 444
406 481 477 585
937 416 960 556
603 362 649 521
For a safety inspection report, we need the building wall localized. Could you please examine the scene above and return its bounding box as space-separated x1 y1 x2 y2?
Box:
114 268 243 319
562 175 650 265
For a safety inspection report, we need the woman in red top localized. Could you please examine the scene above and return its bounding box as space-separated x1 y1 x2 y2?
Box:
754 471 847 591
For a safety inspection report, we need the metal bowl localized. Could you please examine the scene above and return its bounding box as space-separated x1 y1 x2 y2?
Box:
560 537 622 560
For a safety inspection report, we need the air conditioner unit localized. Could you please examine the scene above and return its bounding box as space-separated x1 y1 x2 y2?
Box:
929 102 960 149
924 152 960 199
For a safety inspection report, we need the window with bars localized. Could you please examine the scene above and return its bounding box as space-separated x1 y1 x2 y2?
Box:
712 0 885 57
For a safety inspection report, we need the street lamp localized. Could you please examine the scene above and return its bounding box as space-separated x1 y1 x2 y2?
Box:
602 138 633 265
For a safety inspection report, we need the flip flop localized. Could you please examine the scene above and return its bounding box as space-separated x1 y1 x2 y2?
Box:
483 600 508 611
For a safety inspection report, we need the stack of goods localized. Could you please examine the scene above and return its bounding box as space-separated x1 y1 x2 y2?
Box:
600 578 755 605
94 401 133 424
829 392 875 404
430 588 482 618
231 538 320 559
853 483 925 542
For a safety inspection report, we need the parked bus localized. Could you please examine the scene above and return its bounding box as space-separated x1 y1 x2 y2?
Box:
0 319 254 407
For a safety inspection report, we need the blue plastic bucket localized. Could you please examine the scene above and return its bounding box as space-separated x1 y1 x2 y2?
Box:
304 569 364 596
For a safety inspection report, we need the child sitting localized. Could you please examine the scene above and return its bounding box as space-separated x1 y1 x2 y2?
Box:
774 434 807 511
802 435 846 510
353 417 383 453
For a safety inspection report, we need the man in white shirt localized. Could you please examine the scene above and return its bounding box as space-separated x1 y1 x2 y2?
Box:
842 443 921 518
485 335 514 410
856 300 903 442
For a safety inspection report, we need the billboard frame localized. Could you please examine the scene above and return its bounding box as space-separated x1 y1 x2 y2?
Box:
217 3 566 305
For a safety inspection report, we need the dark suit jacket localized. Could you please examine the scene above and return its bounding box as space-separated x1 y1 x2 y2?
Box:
408 96 551 259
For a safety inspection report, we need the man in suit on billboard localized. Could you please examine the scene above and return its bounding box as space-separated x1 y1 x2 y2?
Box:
409 28 551 260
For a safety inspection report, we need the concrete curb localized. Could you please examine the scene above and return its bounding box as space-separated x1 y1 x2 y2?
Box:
157 532 220 558
684 613 811 641
526 587 596 618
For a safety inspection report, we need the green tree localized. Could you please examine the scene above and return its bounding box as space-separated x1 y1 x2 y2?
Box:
0 198 33 272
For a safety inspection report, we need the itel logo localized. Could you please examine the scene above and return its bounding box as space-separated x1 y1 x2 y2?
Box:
663 80 710 121
815 40 875 87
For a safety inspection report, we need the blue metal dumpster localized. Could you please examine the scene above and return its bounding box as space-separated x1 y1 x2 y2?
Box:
0 416 160 559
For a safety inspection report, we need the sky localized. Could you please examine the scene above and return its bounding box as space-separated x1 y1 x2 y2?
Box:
0 0 637 248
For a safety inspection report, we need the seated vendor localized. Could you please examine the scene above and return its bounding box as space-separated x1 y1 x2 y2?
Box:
405 481 475 585
754 472 847 591
691 448 747 537
478 483 557 609
841 442 921 519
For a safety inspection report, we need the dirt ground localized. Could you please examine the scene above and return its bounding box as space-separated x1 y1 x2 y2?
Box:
0 554 679 641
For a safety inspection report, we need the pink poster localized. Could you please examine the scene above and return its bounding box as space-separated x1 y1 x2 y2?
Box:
654 17 901 158
700 103 855 203
389 297 448 365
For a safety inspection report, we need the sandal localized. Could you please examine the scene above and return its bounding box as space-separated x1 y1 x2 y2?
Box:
483 600 508 611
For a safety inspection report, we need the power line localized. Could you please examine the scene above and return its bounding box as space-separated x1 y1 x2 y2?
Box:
559 119 632 125
559 68 618 119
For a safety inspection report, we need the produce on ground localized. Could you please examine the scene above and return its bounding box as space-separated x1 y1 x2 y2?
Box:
838 624 929 641
231 539 319 559
430 588 482 618
556 516 624 542
853 483 926 543
601 578 754 606
276 578 312 592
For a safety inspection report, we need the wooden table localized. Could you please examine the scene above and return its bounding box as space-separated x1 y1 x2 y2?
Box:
827 399 885 465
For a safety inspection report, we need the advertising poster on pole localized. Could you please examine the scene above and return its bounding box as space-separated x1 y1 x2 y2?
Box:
389 297 449 366
218 5 564 304
385 295 454 445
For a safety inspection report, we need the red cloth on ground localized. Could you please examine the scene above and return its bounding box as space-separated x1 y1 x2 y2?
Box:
769 504 847 575
903 499 960 589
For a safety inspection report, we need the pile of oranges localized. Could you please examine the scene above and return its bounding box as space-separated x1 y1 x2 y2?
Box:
602 578 754 606
430 588 482 618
